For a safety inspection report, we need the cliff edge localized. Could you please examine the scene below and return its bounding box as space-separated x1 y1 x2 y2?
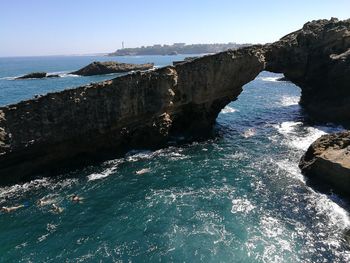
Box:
0 47 265 183
1 18 349 184
266 18 350 125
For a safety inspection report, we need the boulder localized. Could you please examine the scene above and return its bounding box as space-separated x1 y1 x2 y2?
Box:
299 131 350 198
70 61 154 76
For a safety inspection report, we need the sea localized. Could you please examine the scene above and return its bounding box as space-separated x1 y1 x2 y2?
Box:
0 55 349 262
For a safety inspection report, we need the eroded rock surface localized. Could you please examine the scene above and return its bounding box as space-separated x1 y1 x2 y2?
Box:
70 61 155 76
0 47 265 183
299 131 350 198
266 18 350 125
1 18 350 184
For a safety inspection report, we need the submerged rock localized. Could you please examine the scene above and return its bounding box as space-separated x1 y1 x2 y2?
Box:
16 72 60 79
47 74 60 78
276 76 289 82
299 131 350 198
70 61 154 76
16 72 48 79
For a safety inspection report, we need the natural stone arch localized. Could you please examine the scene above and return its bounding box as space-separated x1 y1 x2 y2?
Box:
0 18 349 184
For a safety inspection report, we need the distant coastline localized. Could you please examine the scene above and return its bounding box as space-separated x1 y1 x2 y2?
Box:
107 42 251 56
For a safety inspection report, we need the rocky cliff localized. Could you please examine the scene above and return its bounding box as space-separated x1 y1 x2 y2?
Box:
0 47 265 184
1 18 349 184
265 18 350 125
299 131 350 198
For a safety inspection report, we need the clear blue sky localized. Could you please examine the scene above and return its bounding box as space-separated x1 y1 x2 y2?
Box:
1 0 349 56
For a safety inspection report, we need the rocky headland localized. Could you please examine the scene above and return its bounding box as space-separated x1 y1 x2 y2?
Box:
0 18 349 185
70 61 154 76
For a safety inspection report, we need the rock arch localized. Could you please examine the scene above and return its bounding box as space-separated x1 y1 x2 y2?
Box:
0 18 349 183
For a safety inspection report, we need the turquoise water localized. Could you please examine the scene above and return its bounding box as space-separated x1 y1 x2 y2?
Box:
0 56 349 262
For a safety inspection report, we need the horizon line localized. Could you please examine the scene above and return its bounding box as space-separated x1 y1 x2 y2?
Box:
0 41 260 58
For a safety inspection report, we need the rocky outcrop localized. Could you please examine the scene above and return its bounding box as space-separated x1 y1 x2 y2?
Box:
265 18 350 126
299 131 350 198
70 61 154 76
1 18 350 184
0 47 265 184
16 72 60 79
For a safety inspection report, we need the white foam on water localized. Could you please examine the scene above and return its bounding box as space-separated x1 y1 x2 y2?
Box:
59 73 80 78
146 185 235 208
260 216 284 238
274 121 327 151
301 191 350 261
271 120 350 261
135 168 151 175
246 214 298 263
87 166 117 181
231 198 255 214
242 128 256 138
0 76 17 80
0 178 78 203
275 159 305 182
125 150 154 162
87 147 188 181
260 76 280 82
0 71 81 80
221 106 238 114
225 152 247 161
279 95 299 106
275 121 302 134
307 191 350 229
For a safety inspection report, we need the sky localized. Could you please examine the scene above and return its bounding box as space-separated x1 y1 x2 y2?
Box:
0 0 349 57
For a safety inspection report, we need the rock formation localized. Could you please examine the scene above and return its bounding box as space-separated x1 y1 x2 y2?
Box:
0 47 265 184
70 61 154 76
265 18 350 126
1 18 350 184
16 72 60 79
299 131 350 198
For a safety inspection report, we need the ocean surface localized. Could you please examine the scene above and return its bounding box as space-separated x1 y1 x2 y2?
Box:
0 55 349 262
